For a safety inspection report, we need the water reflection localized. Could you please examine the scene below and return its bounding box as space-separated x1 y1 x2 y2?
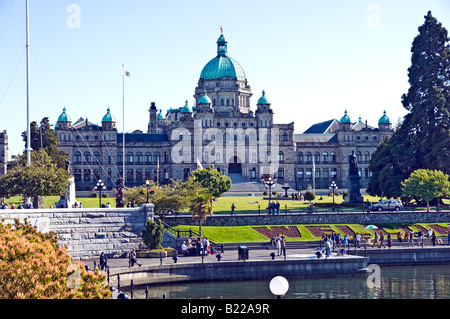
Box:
129 265 450 299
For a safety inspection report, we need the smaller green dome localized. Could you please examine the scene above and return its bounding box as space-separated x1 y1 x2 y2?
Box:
181 100 192 113
340 110 351 123
198 89 212 104
157 109 165 120
257 90 270 105
378 110 390 124
57 107 71 122
102 107 115 122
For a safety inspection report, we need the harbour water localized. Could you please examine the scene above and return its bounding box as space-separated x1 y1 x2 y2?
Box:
131 265 450 299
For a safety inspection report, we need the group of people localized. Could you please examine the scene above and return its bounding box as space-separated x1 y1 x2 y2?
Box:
271 234 287 256
267 201 281 215
180 237 213 256
0 203 34 209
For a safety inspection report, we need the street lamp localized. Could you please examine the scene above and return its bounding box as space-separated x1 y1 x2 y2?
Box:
269 276 289 299
95 179 106 208
330 181 337 205
265 178 275 212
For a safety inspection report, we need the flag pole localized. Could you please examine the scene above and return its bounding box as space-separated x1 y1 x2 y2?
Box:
122 63 125 186
26 0 31 166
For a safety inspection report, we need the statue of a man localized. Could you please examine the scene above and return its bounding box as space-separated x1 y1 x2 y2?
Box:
348 151 359 176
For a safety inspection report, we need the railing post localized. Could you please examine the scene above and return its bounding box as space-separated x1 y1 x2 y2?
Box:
130 279 134 299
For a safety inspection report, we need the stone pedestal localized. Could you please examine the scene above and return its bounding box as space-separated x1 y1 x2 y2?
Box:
348 174 363 204
55 177 76 208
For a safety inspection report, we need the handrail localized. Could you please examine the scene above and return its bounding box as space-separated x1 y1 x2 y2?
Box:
155 217 224 253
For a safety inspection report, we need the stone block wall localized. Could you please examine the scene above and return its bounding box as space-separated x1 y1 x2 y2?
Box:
0 204 154 260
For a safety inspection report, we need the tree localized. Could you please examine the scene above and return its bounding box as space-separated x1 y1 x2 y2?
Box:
368 11 450 198
141 218 165 250
190 192 213 236
304 191 316 204
0 219 111 299
402 169 450 212
22 117 69 169
0 150 71 208
187 165 231 198
124 180 193 220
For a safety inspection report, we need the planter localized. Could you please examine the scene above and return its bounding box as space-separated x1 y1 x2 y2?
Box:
148 251 167 258
135 250 149 258
166 249 178 257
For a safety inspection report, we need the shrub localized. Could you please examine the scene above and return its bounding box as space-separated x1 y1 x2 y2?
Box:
0 219 111 299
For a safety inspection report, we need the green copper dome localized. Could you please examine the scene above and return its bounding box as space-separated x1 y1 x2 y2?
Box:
198 89 212 104
378 110 390 124
157 109 165 120
102 107 115 122
257 90 270 105
57 107 71 122
340 110 351 123
199 34 246 81
181 100 192 113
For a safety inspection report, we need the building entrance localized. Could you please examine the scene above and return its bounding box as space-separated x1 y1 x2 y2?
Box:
228 156 242 174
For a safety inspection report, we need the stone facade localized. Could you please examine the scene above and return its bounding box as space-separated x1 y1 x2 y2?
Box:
54 33 393 193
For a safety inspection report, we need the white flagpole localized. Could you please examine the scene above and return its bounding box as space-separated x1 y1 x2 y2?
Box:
26 0 31 166
122 63 125 186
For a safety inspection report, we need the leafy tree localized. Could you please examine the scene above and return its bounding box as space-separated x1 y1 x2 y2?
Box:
402 169 450 212
187 165 231 198
368 11 450 198
304 191 316 204
141 218 165 250
190 192 213 236
0 219 111 299
22 117 69 169
0 150 71 207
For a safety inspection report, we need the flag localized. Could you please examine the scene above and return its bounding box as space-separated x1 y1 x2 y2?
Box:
197 157 203 169
122 68 131 77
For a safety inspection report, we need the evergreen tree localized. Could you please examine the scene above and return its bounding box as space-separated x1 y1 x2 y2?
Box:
368 11 450 198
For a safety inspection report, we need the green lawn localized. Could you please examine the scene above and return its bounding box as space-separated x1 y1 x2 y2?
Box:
2 195 117 208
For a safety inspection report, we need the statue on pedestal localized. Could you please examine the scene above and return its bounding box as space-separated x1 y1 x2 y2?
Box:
347 151 363 203
116 178 125 208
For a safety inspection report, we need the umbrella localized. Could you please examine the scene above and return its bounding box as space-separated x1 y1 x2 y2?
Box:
365 225 378 230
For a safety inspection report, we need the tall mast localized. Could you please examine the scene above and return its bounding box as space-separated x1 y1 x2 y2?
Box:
25 0 31 165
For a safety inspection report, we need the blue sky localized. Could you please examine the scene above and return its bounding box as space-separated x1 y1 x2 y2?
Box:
1 0 449 159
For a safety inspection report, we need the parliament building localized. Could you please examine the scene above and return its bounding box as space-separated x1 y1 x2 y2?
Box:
54 33 393 192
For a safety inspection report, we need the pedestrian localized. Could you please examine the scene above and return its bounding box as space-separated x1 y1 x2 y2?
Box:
231 203 236 216
276 235 281 256
387 234 392 249
129 249 142 267
373 231 379 247
397 232 402 242
343 233 348 251
431 231 437 246
408 231 414 247
355 233 361 248
325 239 331 258
379 232 386 248
280 235 286 256
275 201 280 215
99 252 109 270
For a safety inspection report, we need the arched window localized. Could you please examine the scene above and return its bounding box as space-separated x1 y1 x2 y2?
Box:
278 168 284 179
278 151 284 163
126 152 133 163
322 152 328 163
93 151 100 163
135 152 143 163
282 132 288 141
305 152 312 162
330 152 337 162
297 152 303 162
144 152 151 163
84 151 91 163
154 152 160 164
364 151 370 162
73 151 81 163
314 152 320 163
356 151 362 163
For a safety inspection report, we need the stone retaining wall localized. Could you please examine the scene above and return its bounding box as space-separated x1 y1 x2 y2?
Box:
0 204 154 260
164 211 450 227
108 256 369 287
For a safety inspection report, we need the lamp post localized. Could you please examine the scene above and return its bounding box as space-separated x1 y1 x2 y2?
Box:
330 181 337 204
95 179 106 208
269 276 289 299
265 178 275 212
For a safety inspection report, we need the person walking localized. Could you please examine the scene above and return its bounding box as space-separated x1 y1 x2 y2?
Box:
275 201 280 215
99 252 109 270
280 235 286 256
431 231 437 246
379 232 386 248
408 231 415 247
231 203 236 216
387 234 392 249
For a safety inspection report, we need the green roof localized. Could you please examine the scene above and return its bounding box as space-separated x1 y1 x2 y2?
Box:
257 90 270 105
378 110 390 124
102 107 115 122
57 107 71 122
199 34 246 81
157 109 165 120
181 100 192 113
198 89 212 104
340 110 351 123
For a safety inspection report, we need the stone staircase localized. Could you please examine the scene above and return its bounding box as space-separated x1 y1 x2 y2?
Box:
225 173 290 196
